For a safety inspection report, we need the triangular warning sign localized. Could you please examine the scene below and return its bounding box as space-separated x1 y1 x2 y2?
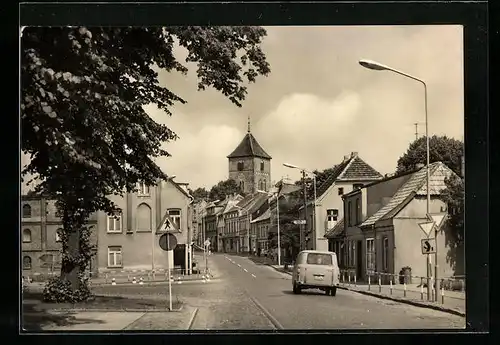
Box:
427 213 447 230
418 221 435 238
156 212 180 233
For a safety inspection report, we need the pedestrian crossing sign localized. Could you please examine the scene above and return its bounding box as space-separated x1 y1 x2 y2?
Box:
156 212 180 233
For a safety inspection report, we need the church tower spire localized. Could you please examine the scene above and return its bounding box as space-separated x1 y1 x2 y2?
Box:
247 114 251 133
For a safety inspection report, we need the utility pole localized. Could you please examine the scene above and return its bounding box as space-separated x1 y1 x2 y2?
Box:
302 170 307 251
414 122 419 141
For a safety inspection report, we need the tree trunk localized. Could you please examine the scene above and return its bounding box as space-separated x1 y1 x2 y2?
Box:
61 227 81 291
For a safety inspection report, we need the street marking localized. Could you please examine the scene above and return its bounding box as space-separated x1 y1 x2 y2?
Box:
237 264 241 267
251 274 256 278
243 268 248 272
187 307 199 330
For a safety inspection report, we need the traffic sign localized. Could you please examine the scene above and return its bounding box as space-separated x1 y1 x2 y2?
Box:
204 239 210 247
418 221 435 238
159 233 178 251
293 219 306 225
427 212 447 230
421 238 436 254
157 211 179 232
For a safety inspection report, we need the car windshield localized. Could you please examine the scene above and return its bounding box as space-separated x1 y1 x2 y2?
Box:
306 253 332 265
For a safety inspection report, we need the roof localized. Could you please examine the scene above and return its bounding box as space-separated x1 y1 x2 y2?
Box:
227 132 272 160
360 162 454 228
250 208 271 223
316 153 382 198
227 192 268 215
324 218 344 239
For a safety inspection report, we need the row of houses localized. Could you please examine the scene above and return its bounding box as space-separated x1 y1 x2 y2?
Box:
21 178 195 278
192 151 464 281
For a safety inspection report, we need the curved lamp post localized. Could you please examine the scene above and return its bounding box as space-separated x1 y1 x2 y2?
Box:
359 59 434 301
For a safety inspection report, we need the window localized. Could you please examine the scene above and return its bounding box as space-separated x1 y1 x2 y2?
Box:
355 198 360 224
22 204 32 218
327 209 338 222
366 238 375 273
136 203 152 231
338 187 344 196
353 183 364 190
260 161 265 171
107 212 122 233
239 180 244 191
22 229 32 243
137 182 150 196
23 256 32 270
107 246 123 267
347 241 352 267
168 209 181 231
56 228 62 242
383 237 389 271
237 161 244 171
347 201 352 226
306 253 333 265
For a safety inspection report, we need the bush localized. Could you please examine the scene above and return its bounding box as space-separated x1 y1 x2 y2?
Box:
43 276 93 303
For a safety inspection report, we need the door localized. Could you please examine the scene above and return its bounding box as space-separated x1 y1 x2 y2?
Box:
356 240 362 279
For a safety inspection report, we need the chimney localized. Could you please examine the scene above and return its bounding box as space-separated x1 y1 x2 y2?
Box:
351 152 358 158
343 155 350 162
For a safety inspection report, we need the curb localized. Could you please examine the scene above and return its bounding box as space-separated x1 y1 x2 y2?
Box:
336 286 465 317
90 278 215 287
35 305 185 313
265 264 465 318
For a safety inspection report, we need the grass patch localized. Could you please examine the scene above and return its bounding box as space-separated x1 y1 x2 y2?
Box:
23 291 182 312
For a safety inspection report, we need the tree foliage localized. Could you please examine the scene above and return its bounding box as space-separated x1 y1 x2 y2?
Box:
209 179 244 201
440 175 464 274
21 26 270 300
268 195 302 258
396 135 463 176
189 187 209 201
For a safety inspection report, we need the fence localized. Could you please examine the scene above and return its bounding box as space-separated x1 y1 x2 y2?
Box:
339 269 465 306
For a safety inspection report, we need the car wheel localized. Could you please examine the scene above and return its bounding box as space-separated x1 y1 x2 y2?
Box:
331 287 337 296
293 283 301 294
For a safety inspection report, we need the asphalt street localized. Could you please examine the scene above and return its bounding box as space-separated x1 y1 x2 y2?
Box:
92 253 465 330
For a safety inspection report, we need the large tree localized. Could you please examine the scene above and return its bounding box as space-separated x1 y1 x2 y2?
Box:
21 26 270 301
396 135 464 176
268 195 302 260
209 179 244 201
439 175 464 274
189 187 209 202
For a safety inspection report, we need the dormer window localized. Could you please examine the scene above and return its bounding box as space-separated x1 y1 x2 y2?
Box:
237 161 244 171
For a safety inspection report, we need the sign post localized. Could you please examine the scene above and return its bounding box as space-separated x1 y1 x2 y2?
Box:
204 239 210 275
159 232 178 311
418 221 435 301
428 212 447 301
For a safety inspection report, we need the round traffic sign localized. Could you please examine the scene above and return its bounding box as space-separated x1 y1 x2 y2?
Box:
159 233 178 251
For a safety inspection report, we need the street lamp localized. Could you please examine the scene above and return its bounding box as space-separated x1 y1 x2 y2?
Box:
257 186 282 266
359 58 434 301
235 205 250 254
152 175 176 277
283 163 317 251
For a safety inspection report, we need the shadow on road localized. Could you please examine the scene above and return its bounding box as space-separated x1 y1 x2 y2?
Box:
281 290 329 296
22 302 106 331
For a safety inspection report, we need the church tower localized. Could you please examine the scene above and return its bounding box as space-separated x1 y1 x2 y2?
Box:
227 116 272 195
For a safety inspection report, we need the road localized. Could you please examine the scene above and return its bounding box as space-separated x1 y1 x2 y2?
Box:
92 253 465 330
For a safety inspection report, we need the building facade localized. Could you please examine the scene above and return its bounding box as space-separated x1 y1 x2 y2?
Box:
300 152 383 251
21 195 98 280
227 118 272 195
96 179 194 273
341 162 461 282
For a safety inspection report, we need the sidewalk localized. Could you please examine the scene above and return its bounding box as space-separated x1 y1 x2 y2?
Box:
268 265 465 317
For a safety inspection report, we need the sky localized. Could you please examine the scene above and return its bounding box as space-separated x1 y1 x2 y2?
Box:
21 25 464 193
